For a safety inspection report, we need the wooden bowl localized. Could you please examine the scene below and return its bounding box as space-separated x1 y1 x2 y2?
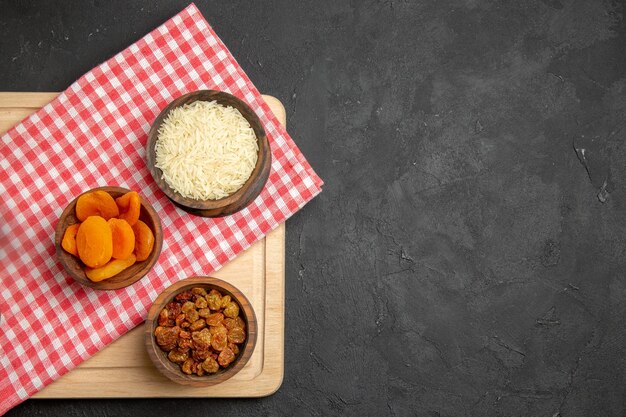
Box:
54 186 163 290
146 90 272 217
145 276 257 386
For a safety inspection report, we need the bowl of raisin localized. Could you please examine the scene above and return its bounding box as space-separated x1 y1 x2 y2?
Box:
145 276 257 386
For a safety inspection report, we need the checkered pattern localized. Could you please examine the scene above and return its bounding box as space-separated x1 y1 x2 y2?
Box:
0 4 322 414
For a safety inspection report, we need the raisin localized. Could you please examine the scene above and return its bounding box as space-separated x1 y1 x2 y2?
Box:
168 349 188 364
202 357 219 374
191 328 211 350
211 332 228 352
218 347 235 367
189 319 206 331
191 287 207 296
154 326 179 351
191 361 199 374
206 312 224 327
158 309 169 326
223 318 237 330
206 290 222 311
223 301 239 318
166 302 181 318
195 297 208 309
175 290 193 303
209 325 228 336
186 309 199 323
192 348 210 362
181 358 194 375
181 301 196 314
228 342 240 355
220 294 231 309
178 338 193 351
228 327 246 344
235 317 245 330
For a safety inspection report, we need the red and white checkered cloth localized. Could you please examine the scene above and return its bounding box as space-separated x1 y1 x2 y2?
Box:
0 4 322 413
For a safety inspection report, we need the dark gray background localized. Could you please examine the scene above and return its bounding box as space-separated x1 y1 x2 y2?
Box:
3 0 626 416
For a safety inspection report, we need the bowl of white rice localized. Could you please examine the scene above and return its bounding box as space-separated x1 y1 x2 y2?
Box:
146 90 271 217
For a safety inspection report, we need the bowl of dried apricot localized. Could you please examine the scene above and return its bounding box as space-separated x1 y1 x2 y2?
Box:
145 276 257 386
55 186 163 290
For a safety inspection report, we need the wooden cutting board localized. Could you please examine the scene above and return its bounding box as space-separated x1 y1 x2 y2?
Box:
0 92 285 398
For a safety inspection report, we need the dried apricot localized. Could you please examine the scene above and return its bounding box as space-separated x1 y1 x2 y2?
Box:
108 218 135 260
85 254 136 282
76 190 119 221
76 216 112 268
61 223 80 256
132 220 154 261
115 191 140 226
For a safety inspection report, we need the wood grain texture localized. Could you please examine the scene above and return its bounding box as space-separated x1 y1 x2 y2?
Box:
145 277 257 386
0 91 58 107
0 92 285 398
55 186 163 290
145 90 272 217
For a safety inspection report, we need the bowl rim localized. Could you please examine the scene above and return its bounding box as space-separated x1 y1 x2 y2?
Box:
54 186 163 290
144 276 258 386
145 89 271 212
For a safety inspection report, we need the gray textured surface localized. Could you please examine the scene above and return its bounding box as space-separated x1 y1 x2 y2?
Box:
2 0 626 416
